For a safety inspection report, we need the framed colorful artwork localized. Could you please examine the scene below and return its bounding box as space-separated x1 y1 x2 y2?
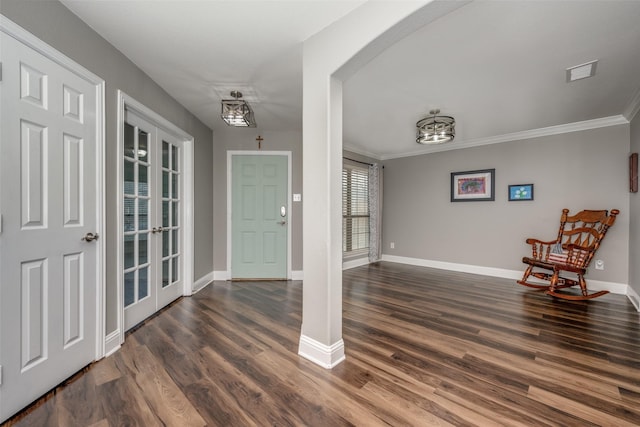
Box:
450 169 495 202
508 184 534 201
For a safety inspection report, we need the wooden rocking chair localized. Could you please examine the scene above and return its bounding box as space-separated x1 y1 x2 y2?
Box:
517 208 619 300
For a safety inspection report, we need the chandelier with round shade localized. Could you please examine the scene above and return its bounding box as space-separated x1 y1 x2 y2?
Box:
416 109 455 144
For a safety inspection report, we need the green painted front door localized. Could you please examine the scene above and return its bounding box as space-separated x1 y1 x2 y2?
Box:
231 155 288 279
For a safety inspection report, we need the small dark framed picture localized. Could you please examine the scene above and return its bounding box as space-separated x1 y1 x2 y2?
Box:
451 169 495 202
508 184 534 201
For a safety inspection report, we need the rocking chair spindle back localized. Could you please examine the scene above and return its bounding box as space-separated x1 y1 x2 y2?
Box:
517 208 619 300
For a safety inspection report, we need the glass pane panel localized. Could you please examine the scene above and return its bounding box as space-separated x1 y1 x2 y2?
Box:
124 123 135 158
124 271 135 307
162 259 170 288
138 164 148 197
172 201 178 227
171 145 178 171
124 122 135 158
163 201 170 227
172 173 178 199
124 234 135 269
172 257 178 283
124 160 135 195
124 197 135 232
163 171 169 198
138 232 148 265
138 129 148 162
172 229 178 255
138 198 148 231
162 230 170 257
162 141 169 169
138 266 148 299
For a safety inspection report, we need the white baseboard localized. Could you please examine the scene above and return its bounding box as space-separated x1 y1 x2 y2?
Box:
583 279 628 295
104 330 122 357
193 271 214 293
213 270 229 281
214 270 304 281
627 285 640 311
343 257 370 270
298 333 345 369
381 254 629 295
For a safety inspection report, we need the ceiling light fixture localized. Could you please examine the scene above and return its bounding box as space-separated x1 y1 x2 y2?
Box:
416 109 455 144
221 90 256 127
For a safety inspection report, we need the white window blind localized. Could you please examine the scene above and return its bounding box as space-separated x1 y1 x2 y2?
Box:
342 164 369 255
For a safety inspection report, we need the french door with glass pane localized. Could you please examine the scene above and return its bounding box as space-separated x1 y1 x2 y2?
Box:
123 110 182 330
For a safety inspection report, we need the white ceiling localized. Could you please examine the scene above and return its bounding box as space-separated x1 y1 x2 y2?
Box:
61 0 640 160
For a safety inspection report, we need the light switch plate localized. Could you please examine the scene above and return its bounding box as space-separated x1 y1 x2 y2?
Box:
293 194 302 202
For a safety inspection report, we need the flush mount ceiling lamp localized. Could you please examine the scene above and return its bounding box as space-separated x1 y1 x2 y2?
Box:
221 90 256 127
416 109 455 144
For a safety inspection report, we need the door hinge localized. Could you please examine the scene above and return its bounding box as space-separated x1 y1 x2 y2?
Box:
0 62 3 82
0 364 3 385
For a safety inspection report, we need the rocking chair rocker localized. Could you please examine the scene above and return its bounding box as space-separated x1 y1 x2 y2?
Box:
517 208 619 300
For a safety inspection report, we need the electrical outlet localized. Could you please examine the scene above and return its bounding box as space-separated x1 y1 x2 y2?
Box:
390 242 395 249
595 259 604 270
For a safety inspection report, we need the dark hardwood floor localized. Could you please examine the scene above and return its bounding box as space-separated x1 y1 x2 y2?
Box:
7 262 640 426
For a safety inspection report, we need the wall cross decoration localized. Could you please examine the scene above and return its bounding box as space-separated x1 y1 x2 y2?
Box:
256 135 264 150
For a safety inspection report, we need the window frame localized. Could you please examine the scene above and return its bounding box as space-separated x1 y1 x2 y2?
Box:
342 161 370 258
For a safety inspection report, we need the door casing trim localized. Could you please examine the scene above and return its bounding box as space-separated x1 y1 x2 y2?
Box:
0 15 107 361
116 90 194 349
227 151 292 279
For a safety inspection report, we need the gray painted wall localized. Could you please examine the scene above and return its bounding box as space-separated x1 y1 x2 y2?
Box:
213 128 303 272
1 0 214 334
382 125 630 285
630 114 640 295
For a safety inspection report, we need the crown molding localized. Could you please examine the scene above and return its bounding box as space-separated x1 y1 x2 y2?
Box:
342 144 383 161
381 115 629 160
624 87 640 122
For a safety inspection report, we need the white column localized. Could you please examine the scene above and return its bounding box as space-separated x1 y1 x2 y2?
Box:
299 71 345 367
298 0 462 368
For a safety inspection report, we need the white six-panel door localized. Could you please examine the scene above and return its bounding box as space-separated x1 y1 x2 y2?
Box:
0 28 103 422
230 154 289 279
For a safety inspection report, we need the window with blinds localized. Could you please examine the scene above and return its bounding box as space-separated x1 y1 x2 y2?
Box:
342 164 369 256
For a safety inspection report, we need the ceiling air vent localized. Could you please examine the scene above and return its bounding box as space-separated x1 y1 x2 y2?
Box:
566 60 598 82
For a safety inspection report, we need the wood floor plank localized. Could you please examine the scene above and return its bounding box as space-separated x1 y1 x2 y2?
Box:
89 354 122 386
7 261 640 426
360 380 457 426
95 367 161 426
252 351 383 426
466 346 623 401
128 344 207 426
528 385 639 427
432 382 556 427
535 351 640 391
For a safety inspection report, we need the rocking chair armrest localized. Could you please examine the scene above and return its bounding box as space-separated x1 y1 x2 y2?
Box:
525 238 557 245
564 242 594 252
524 238 559 262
